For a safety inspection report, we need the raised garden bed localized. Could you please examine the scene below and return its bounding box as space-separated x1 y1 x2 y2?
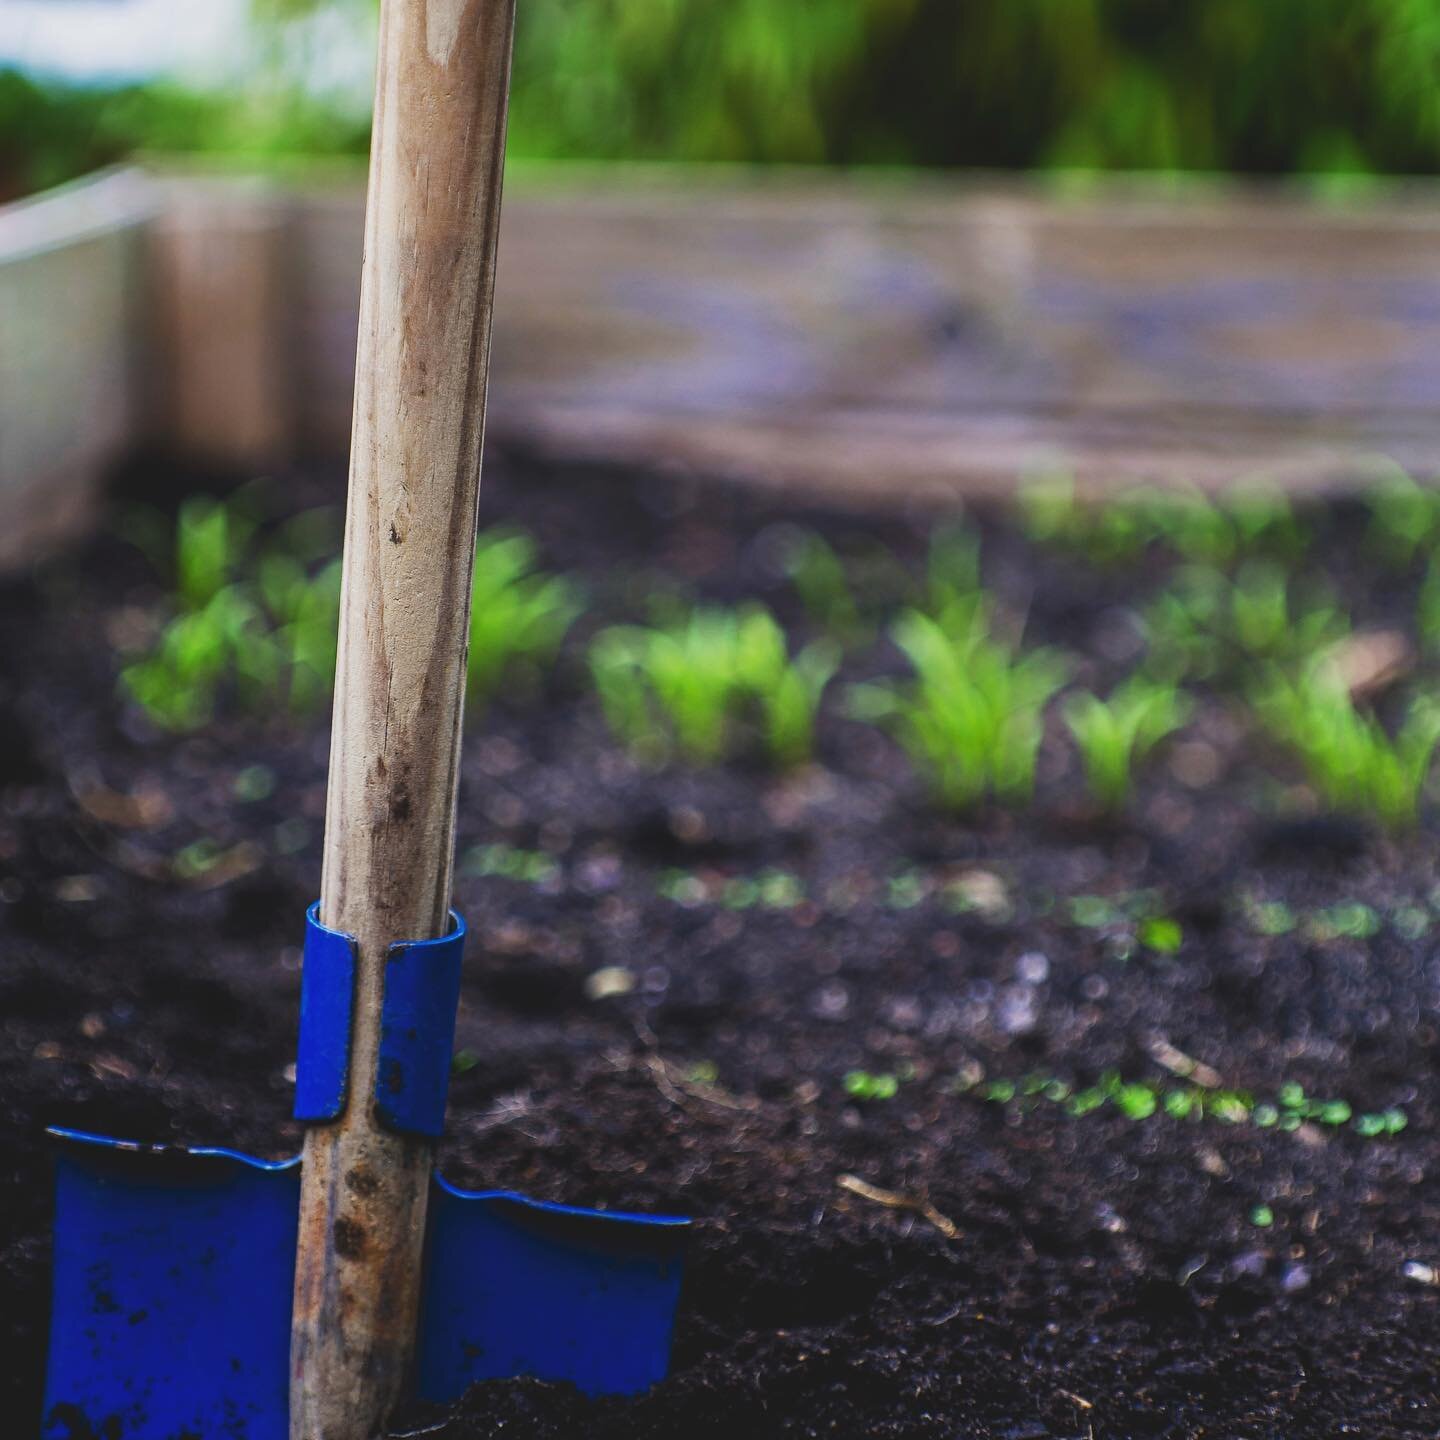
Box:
6 452 1440 1438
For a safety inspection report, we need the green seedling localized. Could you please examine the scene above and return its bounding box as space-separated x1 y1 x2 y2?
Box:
1018 472 1153 567
1418 558 1440 655
120 586 281 731
1063 890 1180 957
1062 675 1192 811
973 1068 1403 1140
1244 897 1299 936
1145 481 1304 566
233 765 277 803
1307 901 1381 942
119 511 575 732
461 843 560 886
1253 659 1440 830
1018 475 1300 571
851 608 1068 810
174 497 257 611
1365 465 1440 566
1137 915 1183 953
467 531 583 711
844 1070 899 1102
1142 561 1345 682
781 530 871 650
659 867 806 910
258 553 344 716
591 604 838 767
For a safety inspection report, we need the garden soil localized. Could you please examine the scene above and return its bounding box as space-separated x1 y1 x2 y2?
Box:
4 453 1440 1438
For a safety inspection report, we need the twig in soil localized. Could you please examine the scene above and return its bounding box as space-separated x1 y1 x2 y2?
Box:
633 1020 759 1112
835 1174 960 1240
643 1052 759 1111
1147 1035 1221 1088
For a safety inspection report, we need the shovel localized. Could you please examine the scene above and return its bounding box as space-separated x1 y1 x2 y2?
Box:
42 4 687 1437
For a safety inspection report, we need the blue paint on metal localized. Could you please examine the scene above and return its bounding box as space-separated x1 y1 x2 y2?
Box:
44 1130 689 1428
374 910 467 1137
416 1176 689 1400
293 902 357 1123
42 1128 299 1440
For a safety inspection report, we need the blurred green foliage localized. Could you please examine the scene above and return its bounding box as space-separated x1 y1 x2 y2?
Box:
14 0 1440 195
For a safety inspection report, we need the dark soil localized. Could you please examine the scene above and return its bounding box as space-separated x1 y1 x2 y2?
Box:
5 452 1440 1439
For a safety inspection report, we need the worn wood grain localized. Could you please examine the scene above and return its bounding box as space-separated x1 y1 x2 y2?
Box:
289 0 516 1435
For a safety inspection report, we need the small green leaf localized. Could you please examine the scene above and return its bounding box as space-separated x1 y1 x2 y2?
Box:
1138 916 1183 953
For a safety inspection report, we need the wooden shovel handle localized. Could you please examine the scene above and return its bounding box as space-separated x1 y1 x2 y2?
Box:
291 2 516 1435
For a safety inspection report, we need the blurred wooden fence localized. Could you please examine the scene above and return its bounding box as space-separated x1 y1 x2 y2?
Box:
9 163 1440 566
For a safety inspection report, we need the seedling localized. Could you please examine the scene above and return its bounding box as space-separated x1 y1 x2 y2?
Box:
120 586 282 730
844 1070 900 1102
1142 561 1345 682
1062 889 1181 957
174 496 257 609
657 867 806 910
1147 481 1303 565
590 604 838 767
119 513 577 731
850 608 1068 810
780 530 872 649
1018 472 1151 567
461 843 560 887
1062 675 1192 811
1365 465 1440 566
466 530 583 712
969 1068 1404 1140
1018 475 1301 570
1418 557 1440 654
1253 659 1440 830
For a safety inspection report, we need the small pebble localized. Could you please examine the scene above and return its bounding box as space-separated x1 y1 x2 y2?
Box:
585 966 636 1001
996 984 1038 1036
1404 1261 1437 1286
1015 951 1049 985
1281 1262 1311 1294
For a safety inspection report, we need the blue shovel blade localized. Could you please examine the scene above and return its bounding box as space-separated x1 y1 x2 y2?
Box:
43 1130 688 1440
43 1131 300 1440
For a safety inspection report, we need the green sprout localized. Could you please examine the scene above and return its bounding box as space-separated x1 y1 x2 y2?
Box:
590 604 838 767
118 510 576 732
1142 561 1345 682
781 530 872 650
120 586 281 731
174 496 256 610
1137 915 1183 954
1062 675 1192 811
844 1070 899 1102
1365 465 1440 566
461 843 560 886
972 1068 1403 1140
850 608 1068 810
1253 659 1440 830
1018 472 1152 567
467 531 584 712
1018 476 1301 571
1418 557 1440 654
1144 481 1303 566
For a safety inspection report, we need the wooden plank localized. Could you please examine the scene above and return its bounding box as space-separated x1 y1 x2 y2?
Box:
149 177 294 464
0 168 154 567
276 171 1440 497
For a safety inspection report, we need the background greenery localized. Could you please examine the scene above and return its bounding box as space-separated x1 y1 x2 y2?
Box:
8 0 1440 198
